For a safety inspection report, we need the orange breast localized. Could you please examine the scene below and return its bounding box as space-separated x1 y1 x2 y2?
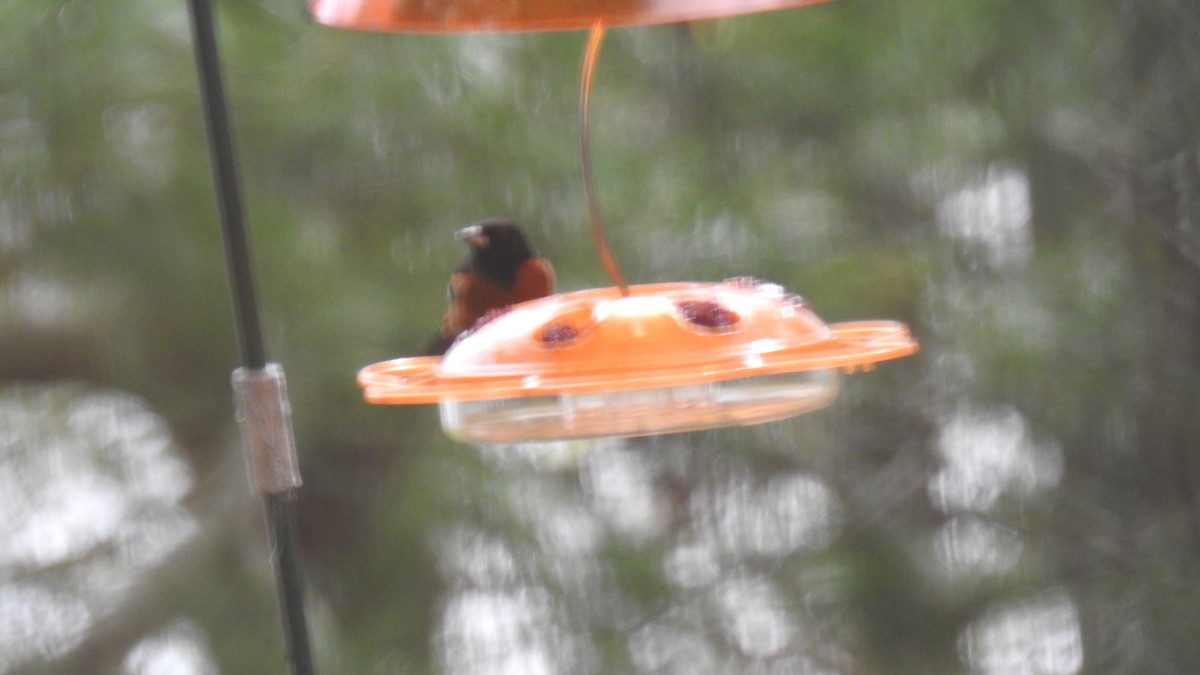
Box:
442 257 555 338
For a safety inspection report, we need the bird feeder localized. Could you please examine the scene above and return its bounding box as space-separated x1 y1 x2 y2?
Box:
310 0 837 33
313 0 918 443
359 279 916 443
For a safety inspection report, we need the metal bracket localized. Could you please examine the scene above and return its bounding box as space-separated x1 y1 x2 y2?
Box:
233 364 302 494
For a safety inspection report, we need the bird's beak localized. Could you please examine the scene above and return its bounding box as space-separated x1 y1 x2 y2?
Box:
455 224 487 248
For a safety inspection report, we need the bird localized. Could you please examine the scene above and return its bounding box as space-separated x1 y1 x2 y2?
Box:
422 220 555 356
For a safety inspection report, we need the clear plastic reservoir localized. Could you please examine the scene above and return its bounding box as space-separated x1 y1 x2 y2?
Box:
439 369 840 443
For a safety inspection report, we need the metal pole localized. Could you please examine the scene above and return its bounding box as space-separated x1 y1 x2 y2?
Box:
185 0 316 673
185 0 264 370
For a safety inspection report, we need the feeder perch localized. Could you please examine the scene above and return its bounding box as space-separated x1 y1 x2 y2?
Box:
359 279 916 443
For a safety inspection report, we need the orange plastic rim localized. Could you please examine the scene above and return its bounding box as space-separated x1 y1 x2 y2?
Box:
358 280 917 405
310 0 837 33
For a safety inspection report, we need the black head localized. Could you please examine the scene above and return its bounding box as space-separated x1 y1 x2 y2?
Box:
455 220 537 287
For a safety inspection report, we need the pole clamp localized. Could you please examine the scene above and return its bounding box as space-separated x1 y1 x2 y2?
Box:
233 363 302 494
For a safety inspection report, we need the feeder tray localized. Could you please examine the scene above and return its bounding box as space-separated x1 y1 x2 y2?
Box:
358 279 916 443
310 0 837 33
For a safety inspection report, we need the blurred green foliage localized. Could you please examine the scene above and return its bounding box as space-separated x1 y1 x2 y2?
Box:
3 0 1200 673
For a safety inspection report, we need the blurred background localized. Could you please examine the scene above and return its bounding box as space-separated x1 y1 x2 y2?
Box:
3 0 1200 672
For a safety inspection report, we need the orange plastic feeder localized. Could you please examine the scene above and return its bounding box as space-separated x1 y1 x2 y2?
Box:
322 0 912 443
358 279 916 443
